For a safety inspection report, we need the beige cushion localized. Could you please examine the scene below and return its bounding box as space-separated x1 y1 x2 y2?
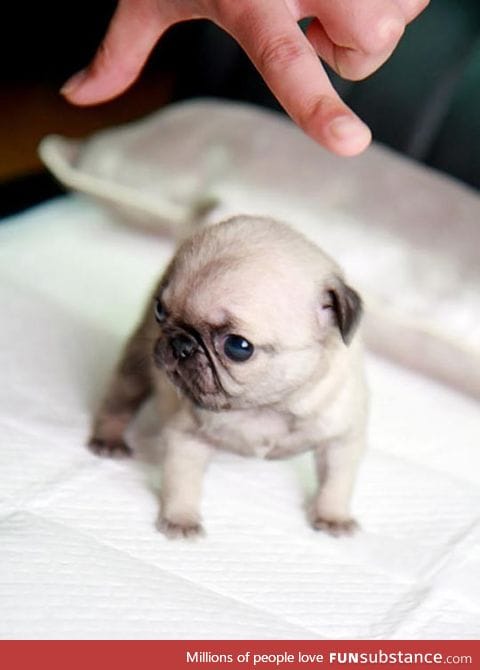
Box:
39 99 480 398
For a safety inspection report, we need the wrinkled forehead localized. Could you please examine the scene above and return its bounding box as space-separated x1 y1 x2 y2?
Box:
163 255 316 339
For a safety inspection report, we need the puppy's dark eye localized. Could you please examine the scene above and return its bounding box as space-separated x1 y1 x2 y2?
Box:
224 334 254 362
154 299 167 323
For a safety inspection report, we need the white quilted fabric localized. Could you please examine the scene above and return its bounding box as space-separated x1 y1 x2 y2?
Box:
0 196 479 640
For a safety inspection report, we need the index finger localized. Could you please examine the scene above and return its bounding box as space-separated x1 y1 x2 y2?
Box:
219 0 371 156
61 0 167 105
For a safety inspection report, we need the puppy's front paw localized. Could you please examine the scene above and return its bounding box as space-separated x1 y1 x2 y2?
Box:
311 516 358 537
156 512 205 540
88 436 132 459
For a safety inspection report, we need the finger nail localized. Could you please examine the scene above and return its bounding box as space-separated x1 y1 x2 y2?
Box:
60 68 88 96
329 116 369 141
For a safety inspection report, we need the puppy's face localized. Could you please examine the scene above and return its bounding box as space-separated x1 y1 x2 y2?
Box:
152 217 361 412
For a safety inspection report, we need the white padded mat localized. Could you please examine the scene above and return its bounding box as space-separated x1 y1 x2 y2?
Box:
0 196 479 640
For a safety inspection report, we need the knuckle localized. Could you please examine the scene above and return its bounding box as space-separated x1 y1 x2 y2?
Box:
95 40 112 70
375 16 405 52
256 33 310 72
91 40 136 84
356 13 405 55
88 40 115 79
209 0 251 27
296 95 331 132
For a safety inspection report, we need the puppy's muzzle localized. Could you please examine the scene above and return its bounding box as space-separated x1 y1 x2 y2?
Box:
170 333 198 360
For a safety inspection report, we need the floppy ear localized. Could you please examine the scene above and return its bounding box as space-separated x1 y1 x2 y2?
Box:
325 277 363 345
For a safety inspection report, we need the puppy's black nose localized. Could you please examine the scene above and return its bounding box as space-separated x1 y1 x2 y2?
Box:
170 334 198 360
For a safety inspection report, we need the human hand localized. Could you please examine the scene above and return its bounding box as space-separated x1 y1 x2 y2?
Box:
61 0 429 156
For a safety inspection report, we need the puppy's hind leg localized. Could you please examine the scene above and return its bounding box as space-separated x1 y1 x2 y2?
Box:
89 326 153 458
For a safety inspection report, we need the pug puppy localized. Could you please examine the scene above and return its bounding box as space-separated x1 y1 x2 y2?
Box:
89 216 367 538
